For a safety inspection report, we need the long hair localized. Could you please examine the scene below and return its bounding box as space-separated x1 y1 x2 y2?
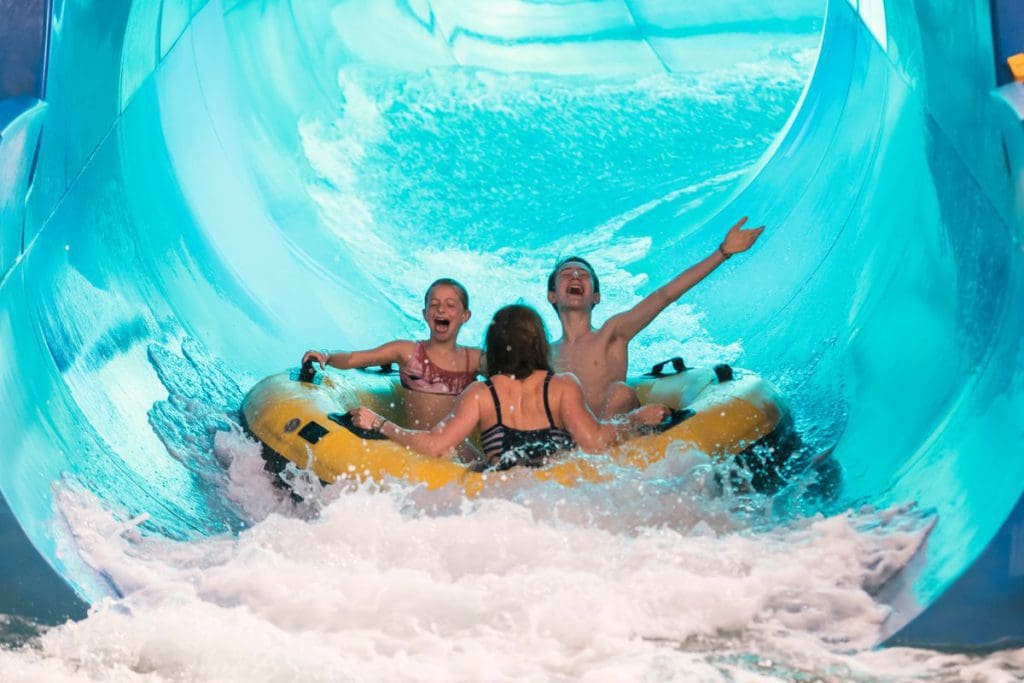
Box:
485 305 551 379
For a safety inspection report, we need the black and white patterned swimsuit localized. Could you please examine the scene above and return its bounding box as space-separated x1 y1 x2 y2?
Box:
480 372 575 471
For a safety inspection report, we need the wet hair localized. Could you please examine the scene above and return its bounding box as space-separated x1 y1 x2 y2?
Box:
547 256 600 295
485 305 552 379
547 256 600 311
424 278 469 309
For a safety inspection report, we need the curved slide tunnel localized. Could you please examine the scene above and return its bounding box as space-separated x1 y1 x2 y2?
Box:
0 0 1022 650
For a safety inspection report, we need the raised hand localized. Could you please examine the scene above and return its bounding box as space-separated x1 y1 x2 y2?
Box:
720 216 765 256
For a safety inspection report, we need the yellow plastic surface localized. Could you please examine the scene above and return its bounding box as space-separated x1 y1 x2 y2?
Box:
241 368 787 497
1009 53 1024 82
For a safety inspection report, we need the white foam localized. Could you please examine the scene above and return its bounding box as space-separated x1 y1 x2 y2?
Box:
2 467 994 682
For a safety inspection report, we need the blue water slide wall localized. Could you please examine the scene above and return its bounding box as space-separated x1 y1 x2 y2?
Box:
0 0 1021 650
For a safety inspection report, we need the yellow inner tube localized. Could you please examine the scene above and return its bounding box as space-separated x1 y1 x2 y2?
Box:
240 366 788 497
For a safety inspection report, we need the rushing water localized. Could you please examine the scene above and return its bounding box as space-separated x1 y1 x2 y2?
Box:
0 430 1016 682
296 56 815 370
2 23 1022 683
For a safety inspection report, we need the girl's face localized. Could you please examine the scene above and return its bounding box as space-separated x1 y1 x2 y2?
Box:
423 284 471 342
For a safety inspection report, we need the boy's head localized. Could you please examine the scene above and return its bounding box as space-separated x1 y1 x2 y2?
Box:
547 256 600 312
423 278 471 342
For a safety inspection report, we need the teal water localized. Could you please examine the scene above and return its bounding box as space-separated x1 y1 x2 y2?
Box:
297 60 815 368
1 0 1023 678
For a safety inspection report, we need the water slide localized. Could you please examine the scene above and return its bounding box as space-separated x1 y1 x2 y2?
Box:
0 0 1021 652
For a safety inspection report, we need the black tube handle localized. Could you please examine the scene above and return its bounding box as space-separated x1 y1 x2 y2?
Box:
356 363 398 375
327 412 389 440
297 359 318 383
638 408 696 435
713 364 734 382
658 408 695 432
648 357 686 377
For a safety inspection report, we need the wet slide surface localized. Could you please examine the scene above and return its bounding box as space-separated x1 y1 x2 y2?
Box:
0 0 1023 678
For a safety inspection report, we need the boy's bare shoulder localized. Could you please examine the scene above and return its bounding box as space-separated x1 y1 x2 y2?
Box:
551 372 584 390
583 320 628 349
596 311 634 341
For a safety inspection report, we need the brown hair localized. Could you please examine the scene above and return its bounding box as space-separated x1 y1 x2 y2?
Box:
425 278 469 309
547 256 600 311
547 256 600 294
485 305 551 379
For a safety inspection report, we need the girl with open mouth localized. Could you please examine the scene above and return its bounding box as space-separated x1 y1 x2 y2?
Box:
302 278 482 447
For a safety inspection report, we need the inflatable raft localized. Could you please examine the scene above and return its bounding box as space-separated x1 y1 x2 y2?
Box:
240 358 822 497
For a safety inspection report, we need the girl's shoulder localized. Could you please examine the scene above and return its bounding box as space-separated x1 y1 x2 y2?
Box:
458 380 490 406
386 339 418 361
462 345 484 369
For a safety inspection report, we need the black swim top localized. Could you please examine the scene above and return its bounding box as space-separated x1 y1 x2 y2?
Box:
480 372 576 471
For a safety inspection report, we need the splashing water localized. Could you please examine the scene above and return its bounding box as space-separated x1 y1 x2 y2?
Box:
0 336 1010 682
296 61 812 371
3 25 1023 683
0 443 990 682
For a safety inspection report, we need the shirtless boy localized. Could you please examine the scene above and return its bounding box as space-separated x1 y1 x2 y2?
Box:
548 217 764 418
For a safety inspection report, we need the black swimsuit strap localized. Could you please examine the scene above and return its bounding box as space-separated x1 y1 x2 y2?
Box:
488 373 556 430
484 378 503 425
542 372 556 429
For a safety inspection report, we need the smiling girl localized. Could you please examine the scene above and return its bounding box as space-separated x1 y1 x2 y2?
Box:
302 278 482 430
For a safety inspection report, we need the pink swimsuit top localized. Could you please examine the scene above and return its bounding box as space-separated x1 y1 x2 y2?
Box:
400 342 477 396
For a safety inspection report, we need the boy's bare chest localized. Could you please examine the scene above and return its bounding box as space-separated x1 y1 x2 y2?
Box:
553 332 627 376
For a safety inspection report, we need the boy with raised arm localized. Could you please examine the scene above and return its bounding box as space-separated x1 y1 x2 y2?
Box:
547 217 764 418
